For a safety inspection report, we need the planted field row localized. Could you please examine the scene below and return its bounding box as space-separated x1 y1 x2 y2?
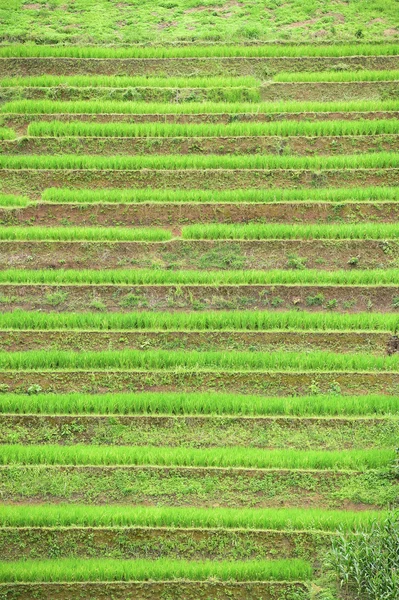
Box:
23 119 399 138
1 413 397 450
5 223 399 239
3 71 399 90
0 503 384 531
5 267 399 284
0 329 392 355
0 557 313 583
1 392 397 417
0 465 393 509
2 152 398 169
4 99 399 117
3 348 399 371
3 43 398 58
0 444 393 470
1 309 399 332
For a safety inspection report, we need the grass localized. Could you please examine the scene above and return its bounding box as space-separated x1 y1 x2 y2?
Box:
0 193 30 207
0 127 15 140
0 444 393 469
0 75 259 88
5 223 399 241
1 152 398 170
1 0 398 46
1 309 398 332
1 348 399 371
0 392 397 417
0 558 312 583
182 223 399 240
40 186 399 204
2 44 399 59
27 119 399 138
4 267 399 285
4 99 399 115
0 503 387 531
0 226 171 242
274 70 399 82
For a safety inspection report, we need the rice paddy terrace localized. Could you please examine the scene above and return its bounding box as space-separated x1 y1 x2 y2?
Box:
0 42 398 600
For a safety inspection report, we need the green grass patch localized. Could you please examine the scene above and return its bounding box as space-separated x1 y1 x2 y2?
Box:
274 70 399 82
1 348 399 371
0 226 171 242
0 503 386 531
0 557 311 583
40 186 399 204
0 193 30 207
0 75 259 88
0 444 393 469
4 99 399 114
0 309 397 332
2 43 398 58
27 119 399 138
1 152 397 169
4 267 399 284
182 223 399 240
0 392 397 417
0 127 15 140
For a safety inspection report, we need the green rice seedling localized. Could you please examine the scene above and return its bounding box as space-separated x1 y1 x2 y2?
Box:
0 392 397 417
4 267 399 285
273 70 399 82
40 186 399 204
0 75 259 88
4 99 399 114
1 309 398 332
1 348 399 371
182 223 399 240
1 43 398 58
0 503 386 531
0 193 31 207
0 557 312 583
1 152 397 170
0 444 393 469
0 127 15 140
27 119 399 138
0 226 171 241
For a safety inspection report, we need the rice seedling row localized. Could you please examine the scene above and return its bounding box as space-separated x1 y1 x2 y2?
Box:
1 392 398 417
3 44 398 59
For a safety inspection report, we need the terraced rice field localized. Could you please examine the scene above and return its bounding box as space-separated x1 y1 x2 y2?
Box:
0 42 398 600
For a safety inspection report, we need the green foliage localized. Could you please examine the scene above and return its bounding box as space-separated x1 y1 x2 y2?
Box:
1 151 397 169
328 514 399 599
0 444 394 469
41 186 399 204
274 69 399 82
0 503 386 531
0 557 312 582
0 226 171 241
27 119 399 138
